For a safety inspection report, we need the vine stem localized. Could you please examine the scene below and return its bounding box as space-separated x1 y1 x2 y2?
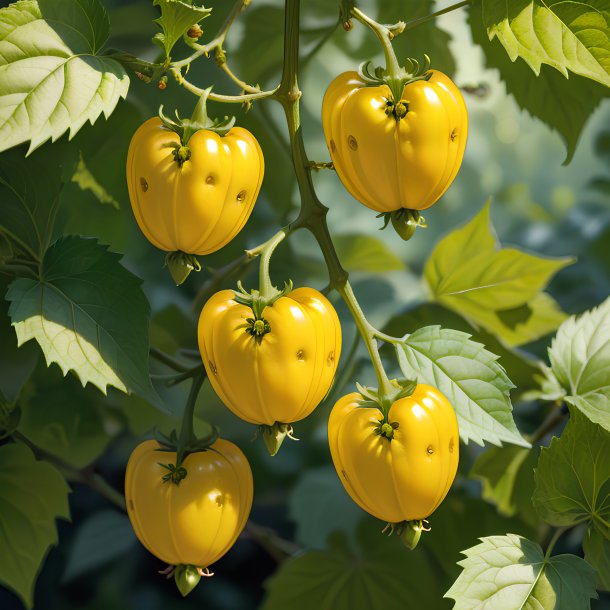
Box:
526 403 567 445
404 1 471 31
272 0 395 406
150 347 190 372
12 432 126 511
544 526 568 560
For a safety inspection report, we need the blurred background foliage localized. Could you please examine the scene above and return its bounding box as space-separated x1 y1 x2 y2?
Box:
0 0 609 608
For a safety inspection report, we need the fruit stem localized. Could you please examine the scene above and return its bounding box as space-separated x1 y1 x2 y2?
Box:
176 371 206 467
258 229 287 300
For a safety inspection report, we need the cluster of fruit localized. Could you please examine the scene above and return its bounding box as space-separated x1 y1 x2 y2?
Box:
124 66 467 592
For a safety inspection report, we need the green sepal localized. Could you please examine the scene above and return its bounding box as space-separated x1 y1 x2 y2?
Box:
158 87 236 147
165 251 202 286
358 55 432 110
377 209 427 241
153 425 220 463
398 519 430 550
232 279 293 335
356 378 417 411
260 422 299 456
174 564 201 597
382 519 430 550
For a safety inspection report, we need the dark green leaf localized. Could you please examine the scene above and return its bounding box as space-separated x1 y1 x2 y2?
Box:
0 442 70 608
533 409 610 587
262 520 448 610
62 510 137 583
6 236 156 400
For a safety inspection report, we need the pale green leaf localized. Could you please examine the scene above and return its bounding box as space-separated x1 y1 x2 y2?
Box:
0 0 129 154
153 0 211 60
63 510 136 583
533 409 610 536
470 6 610 163
424 201 573 346
481 0 610 87
262 520 446 610
548 296 610 432
396 325 529 447
445 534 598 609
5 236 156 400
333 233 405 273
0 442 70 608
471 446 540 527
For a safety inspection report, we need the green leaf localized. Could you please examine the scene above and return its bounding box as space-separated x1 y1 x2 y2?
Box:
288 466 365 549
5 236 156 400
445 534 598 609
0 298 38 404
0 147 67 262
583 525 610 591
333 233 405 273
18 373 111 468
533 409 610 583
424 201 573 346
71 152 119 210
548 296 610 432
425 492 536 579
0 442 70 608
153 0 211 60
62 510 137 583
395 325 529 447
480 0 610 88
470 6 610 164
383 302 541 398
262 520 447 610
0 0 129 154
471 446 540 527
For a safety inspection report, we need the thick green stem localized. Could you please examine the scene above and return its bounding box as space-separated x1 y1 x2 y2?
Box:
274 0 393 406
176 372 206 466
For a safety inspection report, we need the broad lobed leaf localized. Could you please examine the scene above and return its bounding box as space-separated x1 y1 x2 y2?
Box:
5 236 156 400
480 0 610 87
470 6 610 164
445 534 598 609
0 0 129 154
0 442 70 608
533 408 610 587
548 296 610 432
395 325 529 447
425 201 572 346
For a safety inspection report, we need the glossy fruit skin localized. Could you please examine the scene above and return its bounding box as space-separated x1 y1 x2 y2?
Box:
198 288 342 426
126 118 264 254
125 439 253 568
328 384 459 523
322 70 467 213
